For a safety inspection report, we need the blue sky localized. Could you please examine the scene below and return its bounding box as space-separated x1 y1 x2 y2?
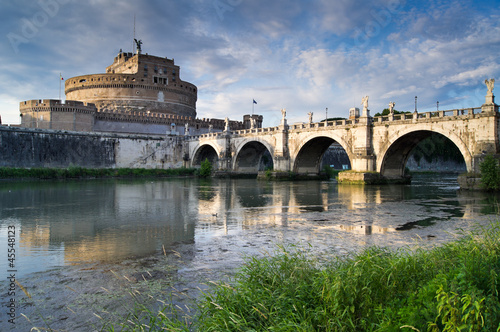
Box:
1 0 499 127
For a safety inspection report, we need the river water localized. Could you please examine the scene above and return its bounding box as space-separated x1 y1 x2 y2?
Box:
1 174 499 331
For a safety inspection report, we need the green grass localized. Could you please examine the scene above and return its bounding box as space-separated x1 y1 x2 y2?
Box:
0 166 196 179
107 223 500 331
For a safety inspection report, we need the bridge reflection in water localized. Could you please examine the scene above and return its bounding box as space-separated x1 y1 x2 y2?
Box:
1 175 498 278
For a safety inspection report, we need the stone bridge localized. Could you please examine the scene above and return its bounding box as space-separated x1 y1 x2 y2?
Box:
186 88 499 182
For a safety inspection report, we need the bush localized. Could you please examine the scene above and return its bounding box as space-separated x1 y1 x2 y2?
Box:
0 167 196 179
198 158 212 178
479 154 500 190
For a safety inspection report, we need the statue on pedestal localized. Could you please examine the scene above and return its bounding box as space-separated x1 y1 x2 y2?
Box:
486 79 495 95
250 117 256 129
483 78 497 108
361 96 370 117
134 39 142 54
184 122 189 136
361 96 369 111
308 112 313 124
389 102 395 114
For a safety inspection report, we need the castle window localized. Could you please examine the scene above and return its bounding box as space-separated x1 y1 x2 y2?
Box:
154 66 158 73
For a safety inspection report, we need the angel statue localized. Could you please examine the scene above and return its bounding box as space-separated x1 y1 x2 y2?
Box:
281 108 286 119
134 38 143 54
485 79 495 94
389 101 395 114
361 96 369 111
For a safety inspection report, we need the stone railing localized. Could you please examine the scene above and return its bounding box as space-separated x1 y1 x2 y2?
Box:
373 107 482 123
188 106 487 140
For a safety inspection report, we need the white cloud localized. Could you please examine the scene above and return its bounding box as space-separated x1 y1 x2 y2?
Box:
1 0 499 126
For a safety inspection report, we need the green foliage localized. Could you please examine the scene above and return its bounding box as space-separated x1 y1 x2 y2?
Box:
374 109 411 117
411 134 465 165
479 154 500 191
198 158 213 178
323 165 341 179
0 166 196 179
110 223 500 331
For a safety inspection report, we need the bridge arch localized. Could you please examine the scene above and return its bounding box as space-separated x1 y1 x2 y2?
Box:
292 134 353 174
191 143 220 168
233 140 274 173
378 128 472 179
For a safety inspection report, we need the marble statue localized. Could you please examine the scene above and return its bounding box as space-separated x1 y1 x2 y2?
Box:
361 96 369 111
389 101 395 114
485 79 495 94
281 108 286 119
308 112 313 123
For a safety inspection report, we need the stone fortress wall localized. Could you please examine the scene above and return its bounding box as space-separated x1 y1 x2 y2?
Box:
20 98 263 136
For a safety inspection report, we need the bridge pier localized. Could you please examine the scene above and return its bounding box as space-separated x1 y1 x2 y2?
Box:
273 123 290 172
218 133 232 170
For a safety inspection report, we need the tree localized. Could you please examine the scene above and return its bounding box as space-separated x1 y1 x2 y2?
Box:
199 158 213 178
479 154 500 191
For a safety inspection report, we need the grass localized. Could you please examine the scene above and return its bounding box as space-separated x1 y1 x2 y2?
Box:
107 222 500 331
0 166 197 179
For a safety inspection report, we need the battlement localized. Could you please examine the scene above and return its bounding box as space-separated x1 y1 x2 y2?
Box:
19 99 96 132
20 99 96 112
106 51 176 75
94 109 246 130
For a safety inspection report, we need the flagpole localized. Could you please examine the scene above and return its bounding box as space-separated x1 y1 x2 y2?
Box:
59 73 61 100
252 100 254 115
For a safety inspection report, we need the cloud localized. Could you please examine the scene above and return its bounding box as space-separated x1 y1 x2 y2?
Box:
1 0 499 126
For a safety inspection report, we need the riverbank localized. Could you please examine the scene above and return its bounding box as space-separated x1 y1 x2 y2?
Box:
0 166 196 179
110 222 500 331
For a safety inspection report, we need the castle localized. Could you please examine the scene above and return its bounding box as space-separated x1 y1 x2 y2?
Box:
19 48 262 135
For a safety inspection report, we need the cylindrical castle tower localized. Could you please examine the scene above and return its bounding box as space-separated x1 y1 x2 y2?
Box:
65 51 197 118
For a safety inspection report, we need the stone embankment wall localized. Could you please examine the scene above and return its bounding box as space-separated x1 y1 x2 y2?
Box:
0 126 185 169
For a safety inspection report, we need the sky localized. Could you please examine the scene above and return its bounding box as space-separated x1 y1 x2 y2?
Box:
1 0 499 127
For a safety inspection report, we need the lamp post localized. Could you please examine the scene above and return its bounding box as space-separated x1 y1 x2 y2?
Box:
437 101 439 111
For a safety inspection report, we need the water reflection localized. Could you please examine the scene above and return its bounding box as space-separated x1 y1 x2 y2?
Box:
1 175 499 279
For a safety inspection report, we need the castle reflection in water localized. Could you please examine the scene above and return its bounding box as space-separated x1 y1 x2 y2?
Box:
1 176 491 269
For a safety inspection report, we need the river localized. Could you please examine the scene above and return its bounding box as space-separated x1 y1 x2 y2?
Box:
1 174 499 331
